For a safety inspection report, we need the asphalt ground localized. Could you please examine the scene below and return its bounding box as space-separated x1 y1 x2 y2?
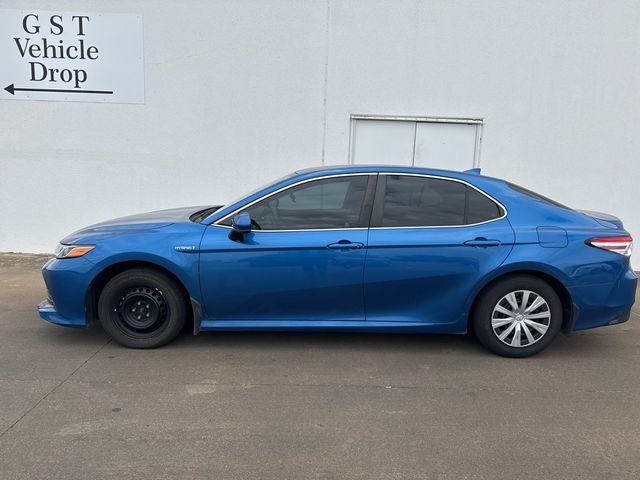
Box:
1 253 639 479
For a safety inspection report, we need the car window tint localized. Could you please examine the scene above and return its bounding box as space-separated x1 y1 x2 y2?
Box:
379 175 466 227
239 175 369 230
506 182 571 210
466 186 502 224
276 181 350 210
376 175 502 227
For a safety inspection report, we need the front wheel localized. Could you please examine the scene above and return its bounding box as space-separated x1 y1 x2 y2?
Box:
98 268 187 348
472 275 562 357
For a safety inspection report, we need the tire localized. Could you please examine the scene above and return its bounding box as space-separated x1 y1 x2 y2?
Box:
472 275 562 357
98 268 187 348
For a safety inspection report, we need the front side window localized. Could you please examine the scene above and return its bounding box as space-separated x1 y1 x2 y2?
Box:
373 175 503 227
222 175 370 230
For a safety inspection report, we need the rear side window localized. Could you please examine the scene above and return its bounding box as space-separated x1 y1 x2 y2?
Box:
373 175 503 227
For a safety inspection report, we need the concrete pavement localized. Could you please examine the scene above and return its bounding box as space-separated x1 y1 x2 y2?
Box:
1 253 639 479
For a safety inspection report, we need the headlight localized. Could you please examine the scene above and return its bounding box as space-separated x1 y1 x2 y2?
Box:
54 244 95 259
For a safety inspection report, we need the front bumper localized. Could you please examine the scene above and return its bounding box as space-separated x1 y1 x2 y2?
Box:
38 257 96 328
38 298 85 327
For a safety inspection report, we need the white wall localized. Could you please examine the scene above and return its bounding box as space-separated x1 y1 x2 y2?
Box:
1 0 639 267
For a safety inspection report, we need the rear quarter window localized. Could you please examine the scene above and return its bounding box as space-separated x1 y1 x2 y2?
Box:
466 187 503 224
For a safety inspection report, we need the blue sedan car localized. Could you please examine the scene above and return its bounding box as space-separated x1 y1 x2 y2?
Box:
39 165 636 357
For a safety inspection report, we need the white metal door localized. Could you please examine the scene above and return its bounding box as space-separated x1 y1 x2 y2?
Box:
350 120 415 165
413 122 479 170
350 117 481 170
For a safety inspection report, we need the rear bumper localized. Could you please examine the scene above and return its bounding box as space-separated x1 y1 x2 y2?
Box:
606 308 631 326
569 267 637 331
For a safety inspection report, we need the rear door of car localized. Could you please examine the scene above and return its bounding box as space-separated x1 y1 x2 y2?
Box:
363 173 515 327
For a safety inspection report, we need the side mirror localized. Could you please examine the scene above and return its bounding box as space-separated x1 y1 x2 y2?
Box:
229 212 252 242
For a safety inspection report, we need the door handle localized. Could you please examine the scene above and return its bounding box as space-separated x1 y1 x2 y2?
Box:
326 240 365 250
464 238 501 247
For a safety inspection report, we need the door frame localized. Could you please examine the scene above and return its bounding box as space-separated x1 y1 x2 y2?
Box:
348 114 485 168
213 173 378 232
369 172 507 229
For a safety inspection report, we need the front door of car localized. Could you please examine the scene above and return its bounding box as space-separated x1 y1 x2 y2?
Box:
364 174 515 327
199 174 376 322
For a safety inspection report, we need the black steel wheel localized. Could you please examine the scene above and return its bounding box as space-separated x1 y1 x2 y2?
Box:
98 268 187 348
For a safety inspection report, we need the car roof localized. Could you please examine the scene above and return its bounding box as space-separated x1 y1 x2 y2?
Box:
294 164 503 185
296 164 459 175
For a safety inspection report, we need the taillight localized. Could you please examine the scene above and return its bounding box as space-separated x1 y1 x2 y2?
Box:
587 236 633 257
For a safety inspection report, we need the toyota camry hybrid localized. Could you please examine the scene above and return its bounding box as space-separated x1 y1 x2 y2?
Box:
38 165 636 357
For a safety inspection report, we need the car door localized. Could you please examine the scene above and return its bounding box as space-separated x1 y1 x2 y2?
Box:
199 174 376 322
364 173 515 327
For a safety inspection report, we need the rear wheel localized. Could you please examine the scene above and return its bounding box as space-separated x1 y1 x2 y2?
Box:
98 268 187 348
472 275 562 357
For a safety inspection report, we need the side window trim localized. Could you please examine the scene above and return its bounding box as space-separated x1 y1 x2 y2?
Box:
359 174 378 228
370 173 387 228
215 173 377 232
370 173 507 229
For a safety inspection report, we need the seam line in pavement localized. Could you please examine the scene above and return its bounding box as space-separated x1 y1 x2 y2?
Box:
0 338 112 439
37 378 640 394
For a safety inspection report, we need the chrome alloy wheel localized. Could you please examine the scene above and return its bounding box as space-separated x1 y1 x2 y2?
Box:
491 290 551 348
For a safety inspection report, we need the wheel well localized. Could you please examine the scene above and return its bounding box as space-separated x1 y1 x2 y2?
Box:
85 261 193 328
468 270 574 333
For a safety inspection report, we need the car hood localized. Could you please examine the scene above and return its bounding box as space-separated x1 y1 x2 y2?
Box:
61 206 220 243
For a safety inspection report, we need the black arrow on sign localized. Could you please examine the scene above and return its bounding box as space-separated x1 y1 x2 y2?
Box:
4 84 113 95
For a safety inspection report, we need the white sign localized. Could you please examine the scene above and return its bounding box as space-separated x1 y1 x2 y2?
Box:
0 9 144 103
